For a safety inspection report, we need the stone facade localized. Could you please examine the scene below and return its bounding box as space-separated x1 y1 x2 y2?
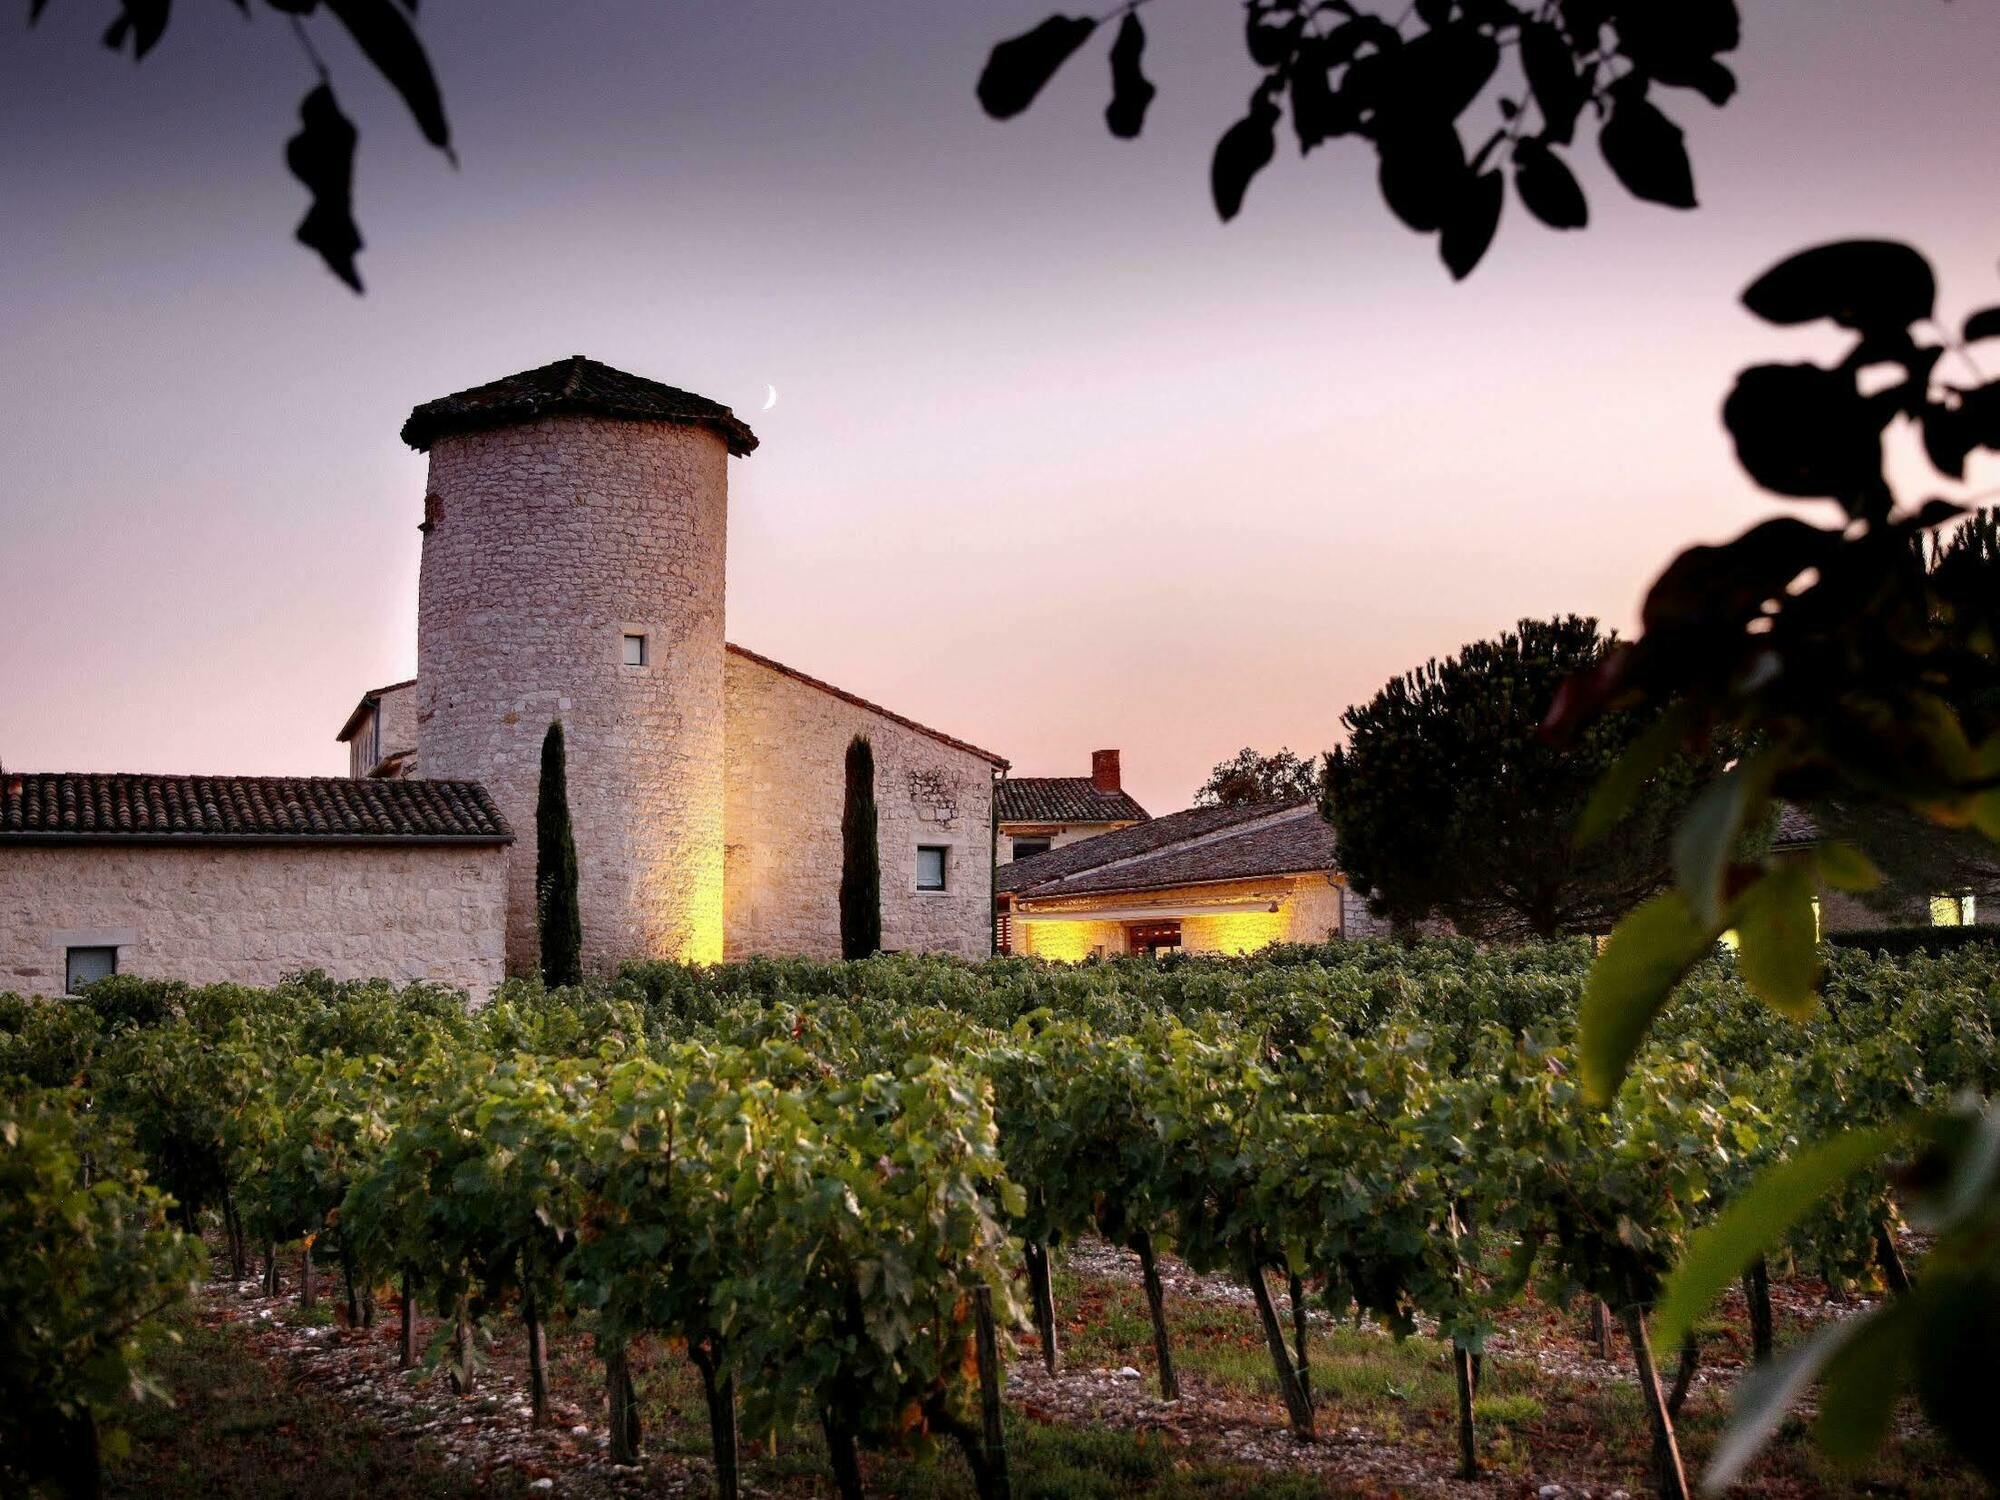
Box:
0 843 507 998
416 415 731 973
723 649 999 960
1014 871 1353 959
344 682 418 779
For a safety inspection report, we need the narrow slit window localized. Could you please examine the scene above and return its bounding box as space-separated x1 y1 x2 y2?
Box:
916 845 948 892
622 632 648 667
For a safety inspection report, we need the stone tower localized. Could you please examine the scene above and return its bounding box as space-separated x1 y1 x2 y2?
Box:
403 356 758 973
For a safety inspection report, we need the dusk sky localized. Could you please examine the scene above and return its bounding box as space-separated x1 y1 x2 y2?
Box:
4 1 1998 817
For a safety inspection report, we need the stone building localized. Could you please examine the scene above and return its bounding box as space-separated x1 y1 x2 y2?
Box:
0 773 509 995
4 357 1006 995
995 799 1380 959
995 749 1149 864
1774 805 1999 935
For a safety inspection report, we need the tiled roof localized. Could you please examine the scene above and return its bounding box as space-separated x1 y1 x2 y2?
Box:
1018 803 1337 901
401 356 759 456
0 773 511 843
997 777 1149 826
996 800 1285 895
726 643 1009 769
1773 803 1820 849
336 679 416 744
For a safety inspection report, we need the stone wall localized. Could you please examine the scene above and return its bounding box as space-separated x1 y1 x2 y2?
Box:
1014 871 1354 959
0 843 507 998
347 684 419 779
416 415 731 973
723 650 998 960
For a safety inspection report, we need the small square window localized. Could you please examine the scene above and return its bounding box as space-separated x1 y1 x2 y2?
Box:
622 632 648 667
916 845 948 892
1011 837 1052 861
66 945 117 994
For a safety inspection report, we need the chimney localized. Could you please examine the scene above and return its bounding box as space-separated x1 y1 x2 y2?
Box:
1091 749 1122 795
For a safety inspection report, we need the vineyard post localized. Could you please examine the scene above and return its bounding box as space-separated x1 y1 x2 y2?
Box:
1666 1337 1698 1420
450 1292 476 1396
688 1337 739 1500
1452 1341 1479 1481
605 1339 642 1463
819 1405 864 1500
1024 1240 1059 1375
1742 1258 1773 1364
1287 1271 1312 1406
222 1183 247 1280
1591 1298 1613 1360
1130 1230 1178 1399
339 1236 363 1327
523 1273 550 1426
1617 1295 1691 1500
974 1284 1012 1500
262 1241 279 1297
1244 1247 1314 1439
1447 1206 1478 1479
300 1238 316 1312
399 1269 418 1369
1873 1218 1912 1295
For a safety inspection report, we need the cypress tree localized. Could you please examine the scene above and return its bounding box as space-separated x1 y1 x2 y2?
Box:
839 734 881 960
536 719 584 986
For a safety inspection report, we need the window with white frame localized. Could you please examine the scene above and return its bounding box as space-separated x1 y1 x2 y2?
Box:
66 945 117 994
622 632 648 667
915 844 948 892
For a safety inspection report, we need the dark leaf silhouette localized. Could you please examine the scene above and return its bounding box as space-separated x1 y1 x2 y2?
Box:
1513 138 1588 229
977 14 1096 120
1964 307 2000 344
1742 240 1935 334
1377 125 1466 234
324 0 452 155
102 0 170 59
1921 403 1973 481
1244 7 1299 69
1211 94 1279 222
1599 87 1697 208
1399 24 1500 124
1641 518 1838 636
1519 20 1585 144
1440 167 1503 281
1289 23 1371 150
1682 59 1738 107
286 83 364 293
1723 363 1888 511
1104 13 1155 140
1617 0 1742 97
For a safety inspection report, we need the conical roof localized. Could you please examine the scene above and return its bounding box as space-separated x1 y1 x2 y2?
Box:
400 355 758 455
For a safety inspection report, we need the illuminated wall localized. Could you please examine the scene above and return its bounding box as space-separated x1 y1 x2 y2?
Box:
1180 905 1290 956
1015 874 1350 962
1017 918 1125 962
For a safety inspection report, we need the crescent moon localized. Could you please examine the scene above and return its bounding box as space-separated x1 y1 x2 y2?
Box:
761 384 778 412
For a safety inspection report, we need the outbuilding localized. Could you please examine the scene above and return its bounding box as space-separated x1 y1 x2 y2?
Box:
0 772 511 997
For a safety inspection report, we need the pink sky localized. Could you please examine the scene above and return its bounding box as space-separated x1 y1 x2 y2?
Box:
3 2 1997 818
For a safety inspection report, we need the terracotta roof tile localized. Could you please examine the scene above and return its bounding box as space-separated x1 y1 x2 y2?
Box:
997 778 1149 825
0 773 511 843
401 356 758 456
1016 804 1337 900
996 800 1283 894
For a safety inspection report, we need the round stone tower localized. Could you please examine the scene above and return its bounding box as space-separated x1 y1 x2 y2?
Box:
403 356 758 973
